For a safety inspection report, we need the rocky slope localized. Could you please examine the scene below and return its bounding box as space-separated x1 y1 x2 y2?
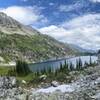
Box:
0 65 99 100
69 44 96 55
28 65 100 100
0 12 38 35
0 12 76 63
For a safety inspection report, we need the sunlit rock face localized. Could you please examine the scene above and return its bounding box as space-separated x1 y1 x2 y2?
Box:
0 12 39 35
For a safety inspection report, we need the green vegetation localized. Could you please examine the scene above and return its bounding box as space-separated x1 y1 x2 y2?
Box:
76 58 83 71
0 32 76 63
25 57 97 85
8 60 31 77
0 66 12 75
16 60 31 76
0 57 98 87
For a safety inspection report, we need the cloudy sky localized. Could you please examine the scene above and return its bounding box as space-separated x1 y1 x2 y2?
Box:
0 0 100 50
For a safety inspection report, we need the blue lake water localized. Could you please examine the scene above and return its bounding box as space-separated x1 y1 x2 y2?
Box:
29 56 98 72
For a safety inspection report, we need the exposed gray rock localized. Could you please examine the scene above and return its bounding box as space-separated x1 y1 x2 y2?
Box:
0 65 99 100
22 80 27 84
28 65 100 100
39 75 47 80
0 12 39 35
51 81 59 87
0 76 27 100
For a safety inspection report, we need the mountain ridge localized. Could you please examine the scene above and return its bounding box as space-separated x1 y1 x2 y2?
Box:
69 44 96 54
0 12 39 35
0 12 77 63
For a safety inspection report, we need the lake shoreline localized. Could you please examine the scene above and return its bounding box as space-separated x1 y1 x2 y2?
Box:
29 55 97 72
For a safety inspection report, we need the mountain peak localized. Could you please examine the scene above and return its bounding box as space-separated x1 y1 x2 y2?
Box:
0 12 7 17
0 12 38 35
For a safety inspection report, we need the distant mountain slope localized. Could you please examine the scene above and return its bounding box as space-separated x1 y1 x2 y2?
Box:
69 44 96 54
0 12 76 63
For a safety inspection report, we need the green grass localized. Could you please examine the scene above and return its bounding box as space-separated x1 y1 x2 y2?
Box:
0 66 12 75
16 73 34 82
0 64 35 81
0 32 75 63
0 61 97 88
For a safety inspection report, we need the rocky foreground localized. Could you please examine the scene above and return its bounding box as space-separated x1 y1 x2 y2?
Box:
0 65 100 100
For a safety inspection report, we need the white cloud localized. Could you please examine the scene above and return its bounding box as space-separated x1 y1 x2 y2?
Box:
59 5 74 12
49 3 54 6
58 1 83 12
0 6 45 25
21 0 28 2
39 25 69 40
39 14 100 50
90 0 100 3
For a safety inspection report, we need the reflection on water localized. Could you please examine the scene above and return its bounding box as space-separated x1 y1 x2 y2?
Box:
29 56 98 72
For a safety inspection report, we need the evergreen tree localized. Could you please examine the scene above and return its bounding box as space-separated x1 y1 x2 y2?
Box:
23 61 30 75
16 60 31 76
48 67 52 74
84 61 88 68
42 68 47 74
89 56 92 65
76 59 79 70
64 60 67 67
60 62 63 72
66 61 69 73
76 58 83 71
64 60 67 70
36 71 40 76
79 58 83 70
69 62 74 71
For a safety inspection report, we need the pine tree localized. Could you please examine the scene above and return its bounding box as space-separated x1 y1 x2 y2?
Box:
16 60 31 76
76 58 83 71
60 62 63 72
69 62 74 71
79 58 83 70
89 56 92 65
66 61 69 73
48 67 52 74
84 61 88 68
76 59 79 70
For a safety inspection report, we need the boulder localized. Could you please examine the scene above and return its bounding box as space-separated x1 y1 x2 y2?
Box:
51 81 59 87
39 75 47 80
22 80 26 84
11 77 16 86
91 93 100 99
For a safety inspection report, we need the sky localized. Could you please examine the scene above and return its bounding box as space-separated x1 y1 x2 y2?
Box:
0 0 100 50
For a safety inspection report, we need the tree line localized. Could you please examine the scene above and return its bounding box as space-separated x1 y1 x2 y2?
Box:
8 56 97 77
8 60 31 76
34 56 97 76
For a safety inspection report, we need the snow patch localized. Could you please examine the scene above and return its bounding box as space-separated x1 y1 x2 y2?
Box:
35 84 75 93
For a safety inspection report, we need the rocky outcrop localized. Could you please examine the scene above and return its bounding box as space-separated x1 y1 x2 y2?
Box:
28 65 100 100
0 76 27 100
0 12 39 35
0 65 100 100
51 81 59 87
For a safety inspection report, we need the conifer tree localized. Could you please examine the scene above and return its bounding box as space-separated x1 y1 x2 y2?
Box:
76 59 79 70
60 62 63 72
79 58 83 70
69 62 74 71
89 56 92 65
16 60 31 76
